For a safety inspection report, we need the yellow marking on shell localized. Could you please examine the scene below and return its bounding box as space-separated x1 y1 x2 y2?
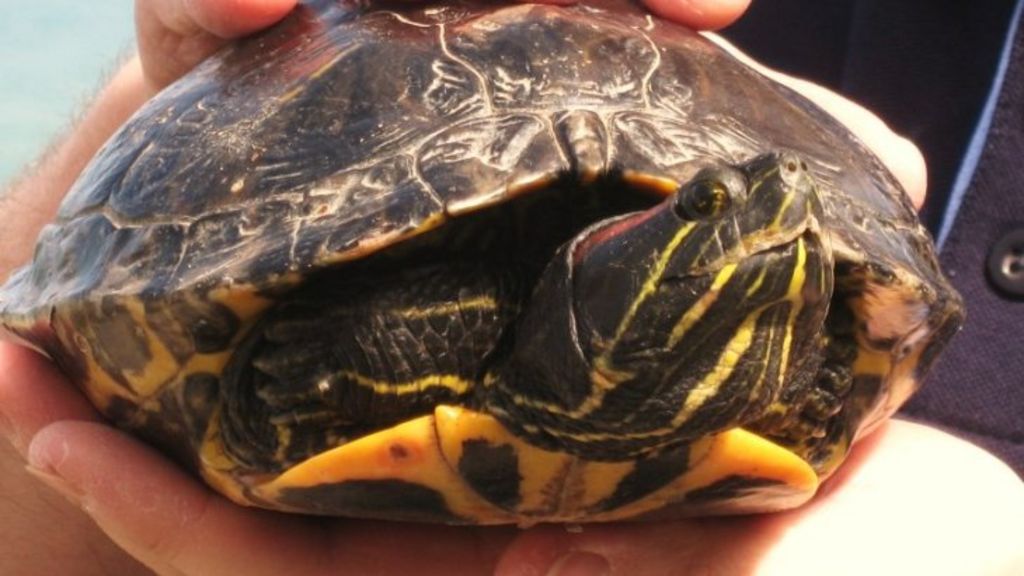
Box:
438 407 569 518
852 346 891 377
621 171 679 197
253 407 642 523
339 371 473 396
180 350 234 378
209 285 277 323
845 346 894 428
435 407 643 523
319 211 448 265
667 262 737 348
198 409 255 507
574 461 639 513
192 285 288 498
199 410 234 468
395 295 499 320
252 407 518 522
587 428 818 521
115 284 275 400
210 407 818 522
50 308 141 411
110 299 180 397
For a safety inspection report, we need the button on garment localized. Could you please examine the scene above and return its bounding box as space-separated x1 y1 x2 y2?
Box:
987 229 1024 298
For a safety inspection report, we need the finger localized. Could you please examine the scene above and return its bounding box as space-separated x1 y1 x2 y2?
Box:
27 420 332 576
139 0 297 38
0 343 100 457
135 0 296 88
705 34 928 208
642 0 751 30
186 0 301 38
26 421 514 576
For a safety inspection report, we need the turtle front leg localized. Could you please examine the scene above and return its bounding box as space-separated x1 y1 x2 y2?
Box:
217 261 522 473
745 321 857 472
750 252 965 478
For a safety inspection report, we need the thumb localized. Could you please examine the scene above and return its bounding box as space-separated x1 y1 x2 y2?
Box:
135 0 297 88
642 0 751 30
25 421 327 576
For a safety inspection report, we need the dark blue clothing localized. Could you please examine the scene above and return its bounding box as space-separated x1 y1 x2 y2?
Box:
725 1 1024 474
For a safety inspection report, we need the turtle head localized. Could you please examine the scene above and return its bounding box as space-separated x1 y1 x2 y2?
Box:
489 152 835 460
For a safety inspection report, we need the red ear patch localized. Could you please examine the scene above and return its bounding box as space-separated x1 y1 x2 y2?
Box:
572 207 665 263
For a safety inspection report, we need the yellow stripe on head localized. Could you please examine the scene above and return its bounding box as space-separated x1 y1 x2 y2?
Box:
608 222 696 348
667 262 737 349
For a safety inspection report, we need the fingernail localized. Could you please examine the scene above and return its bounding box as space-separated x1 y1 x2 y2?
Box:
24 465 84 508
546 551 610 576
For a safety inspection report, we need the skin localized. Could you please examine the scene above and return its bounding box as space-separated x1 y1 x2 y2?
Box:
0 0 1020 574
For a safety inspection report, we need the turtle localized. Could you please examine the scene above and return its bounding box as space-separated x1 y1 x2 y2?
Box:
0 0 963 525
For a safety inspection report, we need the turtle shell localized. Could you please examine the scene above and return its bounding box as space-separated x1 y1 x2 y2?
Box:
0 0 962 523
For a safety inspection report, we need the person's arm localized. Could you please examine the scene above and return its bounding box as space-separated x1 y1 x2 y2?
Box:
0 0 299 278
0 57 158 575
0 2 297 573
0 60 151 276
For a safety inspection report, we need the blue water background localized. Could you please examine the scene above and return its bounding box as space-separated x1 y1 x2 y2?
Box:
0 1 135 183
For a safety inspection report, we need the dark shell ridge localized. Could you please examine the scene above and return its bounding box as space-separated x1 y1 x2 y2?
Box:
0 0 938 322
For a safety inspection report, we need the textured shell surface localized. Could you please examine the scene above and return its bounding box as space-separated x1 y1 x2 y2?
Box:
0 0 938 317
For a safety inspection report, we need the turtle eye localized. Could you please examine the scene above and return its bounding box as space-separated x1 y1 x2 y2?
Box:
673 178 733 220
